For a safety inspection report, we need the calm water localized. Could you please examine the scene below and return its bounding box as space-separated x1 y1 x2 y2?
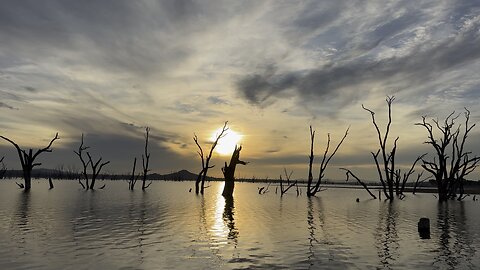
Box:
0 180 479 269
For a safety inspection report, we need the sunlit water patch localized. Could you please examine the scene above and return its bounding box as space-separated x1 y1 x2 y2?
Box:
1 180 479 269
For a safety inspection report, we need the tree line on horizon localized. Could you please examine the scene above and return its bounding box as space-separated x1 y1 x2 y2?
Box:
0 96 478 201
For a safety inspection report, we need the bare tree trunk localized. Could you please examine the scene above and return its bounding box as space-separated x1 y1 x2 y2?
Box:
129 157 138 190
48 177 54 189
340 168 377 199
1 133 59 191
193 122 228 195
142 127 151 190
23 169 32 191
307 126 349 197
222 146 247 198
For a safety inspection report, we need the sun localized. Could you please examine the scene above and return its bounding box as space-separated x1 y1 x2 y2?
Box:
211 128 243 155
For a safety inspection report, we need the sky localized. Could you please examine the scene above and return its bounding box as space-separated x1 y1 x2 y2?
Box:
1 0 480 180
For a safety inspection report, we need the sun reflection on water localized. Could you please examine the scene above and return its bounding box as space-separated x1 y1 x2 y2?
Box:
209 185 228 248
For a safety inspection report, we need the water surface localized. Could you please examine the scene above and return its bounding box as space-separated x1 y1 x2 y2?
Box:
0 180 479 269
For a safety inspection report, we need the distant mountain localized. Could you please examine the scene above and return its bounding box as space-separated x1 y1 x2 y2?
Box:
2 168 221 181
149 169 198 181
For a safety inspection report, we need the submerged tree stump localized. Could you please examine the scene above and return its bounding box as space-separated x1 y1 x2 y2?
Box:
48 177 54 189
221 146 247 198
418 217 430 239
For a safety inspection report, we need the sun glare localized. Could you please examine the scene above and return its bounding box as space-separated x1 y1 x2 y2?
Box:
211 128 243 155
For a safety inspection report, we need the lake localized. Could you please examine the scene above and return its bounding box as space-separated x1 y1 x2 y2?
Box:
1 180 479 269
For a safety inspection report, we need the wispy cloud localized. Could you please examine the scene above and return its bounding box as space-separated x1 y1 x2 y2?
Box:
0 0 479 178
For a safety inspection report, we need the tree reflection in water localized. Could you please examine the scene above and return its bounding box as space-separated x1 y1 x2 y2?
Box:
375 201 399 269
306 196 338 269
307 198 321 268
434 201 475 269
222 196 238 244
14 191 31 229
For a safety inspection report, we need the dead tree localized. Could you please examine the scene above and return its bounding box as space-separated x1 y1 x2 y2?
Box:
128 157 139 190
307 126 349 197
393 154 426 195
48 177 54 189
1 133 59 191
412 172 429 194
141 127 152 190
340 168 377 199
0 156 6 179
74 134 89 189
362 96 399 200
194 121 228 195
222 145 247 198
74 134 110 190
86 152 109 189
280 168 297 196
416 108 480 201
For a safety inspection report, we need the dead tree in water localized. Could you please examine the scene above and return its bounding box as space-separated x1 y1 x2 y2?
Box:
416 109 480 201
194 121 228 194
280 168 297 196
141 127 152 190
128 157 139 190
362 96 397 200
222 145 247 197
362 96 426 200
74 134 110 190
1 133 59 191
307 126 349 197
340 168 376 199
0 156 6 179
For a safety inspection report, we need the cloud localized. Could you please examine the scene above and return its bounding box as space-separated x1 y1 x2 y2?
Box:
0 102 18 110
0 130 196 174
235 4 480 110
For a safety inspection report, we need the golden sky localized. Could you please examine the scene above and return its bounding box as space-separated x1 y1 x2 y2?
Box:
1 0 479 180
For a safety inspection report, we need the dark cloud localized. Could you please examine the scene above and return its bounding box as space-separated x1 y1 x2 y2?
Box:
0 131 196 174
236 6 480 108
23 86 37 92
0 102 18 110
0 0 213 76
207 96 230 105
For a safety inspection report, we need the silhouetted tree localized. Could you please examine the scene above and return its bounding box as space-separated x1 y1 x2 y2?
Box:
128 157 139 190
193 121 228 194
363 96 425 200
362 96 397 200
141 127 152 190
48 177 54 189
340 168 377 199
279 168 297 196
222 145 247 197
74 134 110 190
307 126 349 197
416 109 480 201
1 133 59 191
0 156 6 179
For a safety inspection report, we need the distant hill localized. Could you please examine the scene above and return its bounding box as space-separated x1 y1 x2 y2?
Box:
149 169 198 181
2 168 221 181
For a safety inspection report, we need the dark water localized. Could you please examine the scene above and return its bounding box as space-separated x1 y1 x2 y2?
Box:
0 180 479 269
